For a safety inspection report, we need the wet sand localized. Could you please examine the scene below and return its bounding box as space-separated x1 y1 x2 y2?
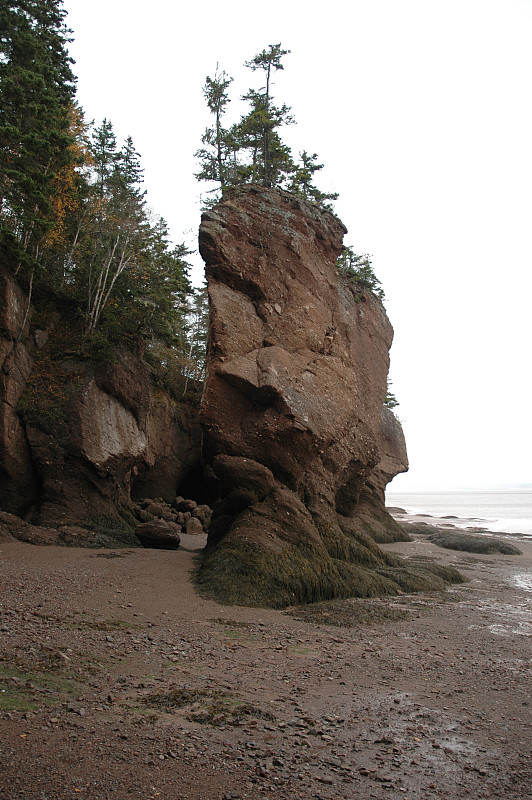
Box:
1 530 531 799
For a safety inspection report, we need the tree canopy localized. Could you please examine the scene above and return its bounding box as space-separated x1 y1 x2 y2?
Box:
0 0 76 256
195 44 337 209
1 11 392 403
0 0 206 397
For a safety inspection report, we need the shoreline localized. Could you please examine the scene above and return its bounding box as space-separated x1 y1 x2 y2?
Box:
1 531 532 799
387 506 532 541
386 489 532 537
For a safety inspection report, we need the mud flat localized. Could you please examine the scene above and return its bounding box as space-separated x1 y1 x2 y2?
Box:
1 532 531 800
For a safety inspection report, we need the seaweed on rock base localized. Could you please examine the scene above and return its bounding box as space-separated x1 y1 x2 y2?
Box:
196 533 464 609
429 530 522 556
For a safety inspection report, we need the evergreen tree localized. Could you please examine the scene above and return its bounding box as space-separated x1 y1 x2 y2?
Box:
233 88 294 188
0 0 76 258
43 103 90 257
195 46 338 209
82 123 150 333
244 43 291 187
336 246 384 300
182 283 209 395
194 68 233 193
59 121 194 349
128 217 191 346
116 136 145 193
289 151 338 209
384 380 399 409
0 7 198 380
90 118 118 200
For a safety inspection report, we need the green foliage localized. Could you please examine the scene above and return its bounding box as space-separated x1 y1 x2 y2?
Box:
289 151 338 210
336 246 384 300
245 42 289 79
240 44 292 189
229 88 295 189
1 2 208 399
195 44 336 210
384 379 399 409
0 0 76 258
78 123 193 352
184 283 209 385
26 111 199 377
194 68 234 192
144 283 208 402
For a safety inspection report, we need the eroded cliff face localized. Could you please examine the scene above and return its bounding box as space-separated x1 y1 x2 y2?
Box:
0 266 39 513
0 264 201 544
1 200 459 601
198 186 414 607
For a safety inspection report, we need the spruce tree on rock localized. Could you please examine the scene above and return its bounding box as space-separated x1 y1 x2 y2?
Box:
195 68 233 195
336 246 384 300
234 88 294 188
194 44 338 211
244 43 291 187
290 151 338 209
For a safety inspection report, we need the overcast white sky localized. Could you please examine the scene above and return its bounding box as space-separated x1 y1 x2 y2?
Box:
64 0 532 491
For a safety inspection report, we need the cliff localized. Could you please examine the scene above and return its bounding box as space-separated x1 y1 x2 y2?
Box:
1 190 460 606
0 264 201 545
197 186 449 606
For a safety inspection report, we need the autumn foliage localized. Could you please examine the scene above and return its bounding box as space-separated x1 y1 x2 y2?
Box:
0 1 207 392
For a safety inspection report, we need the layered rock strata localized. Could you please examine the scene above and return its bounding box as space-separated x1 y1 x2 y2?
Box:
198 187 447 606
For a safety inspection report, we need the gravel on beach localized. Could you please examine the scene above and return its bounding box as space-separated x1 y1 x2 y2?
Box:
1 530 531 800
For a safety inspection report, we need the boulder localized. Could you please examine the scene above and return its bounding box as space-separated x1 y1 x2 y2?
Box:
173 497 197 513
193 504 212 526
141 499 177 521
135 520 181 550
185 517 204 536
0 511 58 546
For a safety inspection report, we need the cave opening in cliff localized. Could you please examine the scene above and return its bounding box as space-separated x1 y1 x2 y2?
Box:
176 463 213 506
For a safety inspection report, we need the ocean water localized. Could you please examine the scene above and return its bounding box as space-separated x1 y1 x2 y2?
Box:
385 488 532 537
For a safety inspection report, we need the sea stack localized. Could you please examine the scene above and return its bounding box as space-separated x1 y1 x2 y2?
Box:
197 186 432 607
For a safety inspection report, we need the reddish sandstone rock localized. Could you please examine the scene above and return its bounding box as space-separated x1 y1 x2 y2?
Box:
198 186 411 607
0 266 40 514
135 520 181 550
185 517 204 536
0 511 58 545
0 263 202 542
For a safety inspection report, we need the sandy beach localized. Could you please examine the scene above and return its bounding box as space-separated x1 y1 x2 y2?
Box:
1 528 531 800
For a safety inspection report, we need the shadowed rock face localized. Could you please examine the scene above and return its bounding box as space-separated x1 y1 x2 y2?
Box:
198 186 412 607
0 265 40 513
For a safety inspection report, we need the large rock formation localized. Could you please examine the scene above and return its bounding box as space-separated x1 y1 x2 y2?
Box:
198 186 444 607
0 264 201 543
